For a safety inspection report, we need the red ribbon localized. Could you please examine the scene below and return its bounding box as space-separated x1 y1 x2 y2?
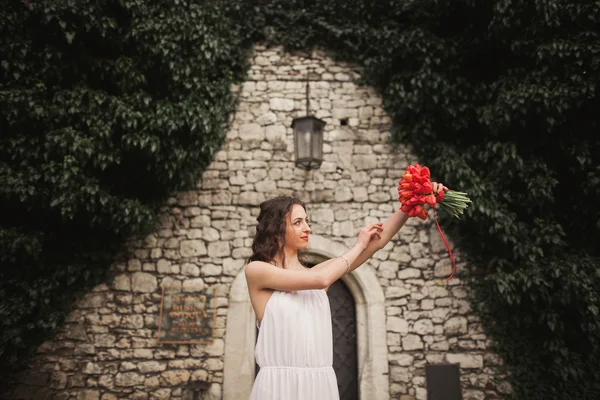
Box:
432 206 456 280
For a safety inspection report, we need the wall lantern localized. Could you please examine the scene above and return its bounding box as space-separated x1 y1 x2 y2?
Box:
292 72 326 170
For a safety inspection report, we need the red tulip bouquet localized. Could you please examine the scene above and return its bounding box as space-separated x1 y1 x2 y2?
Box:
398 164 472 280
398 164 471 220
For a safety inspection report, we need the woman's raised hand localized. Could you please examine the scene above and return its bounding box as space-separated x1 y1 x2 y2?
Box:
356 222 383 249
431 181 449 197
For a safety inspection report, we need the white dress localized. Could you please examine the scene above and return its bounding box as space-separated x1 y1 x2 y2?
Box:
250 289 340 400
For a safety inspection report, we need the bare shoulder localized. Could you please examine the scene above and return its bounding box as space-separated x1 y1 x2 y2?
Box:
245 260 272 271
245 260 274 278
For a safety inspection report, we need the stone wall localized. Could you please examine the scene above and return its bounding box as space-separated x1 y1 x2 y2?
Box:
7 44 510 400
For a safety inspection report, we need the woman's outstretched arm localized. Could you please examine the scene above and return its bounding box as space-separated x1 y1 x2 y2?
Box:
348 181 448 272
246 223 383 292
348 208 408 272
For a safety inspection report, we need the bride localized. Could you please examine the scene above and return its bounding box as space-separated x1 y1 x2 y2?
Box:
246 183 446 399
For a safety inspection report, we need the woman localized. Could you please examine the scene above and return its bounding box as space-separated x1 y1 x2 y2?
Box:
245 183 446 399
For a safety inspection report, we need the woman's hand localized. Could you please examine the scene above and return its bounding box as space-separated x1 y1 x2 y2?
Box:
356 223 383 250
432 182 449 198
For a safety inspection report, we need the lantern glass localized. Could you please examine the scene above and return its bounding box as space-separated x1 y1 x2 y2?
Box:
292 116 326 170
297 129 311 160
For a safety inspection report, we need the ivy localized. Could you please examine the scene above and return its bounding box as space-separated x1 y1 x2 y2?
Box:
2 0 599 398
0 0 260 378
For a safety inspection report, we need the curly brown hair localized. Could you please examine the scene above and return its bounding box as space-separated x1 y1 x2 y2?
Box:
249 195 306 266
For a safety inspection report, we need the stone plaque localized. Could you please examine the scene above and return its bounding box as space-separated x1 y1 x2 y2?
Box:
157 286 217 344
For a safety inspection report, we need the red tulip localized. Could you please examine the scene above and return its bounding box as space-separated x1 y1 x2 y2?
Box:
417 209 428 220
407 197 420 206
421 182 432 194
407 165 420 175
426 194 436 207
403 173 413 182
436 190 445 202
420 166 430 178
414 174 427 184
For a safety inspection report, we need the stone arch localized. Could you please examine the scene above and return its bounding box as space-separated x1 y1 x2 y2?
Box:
222 234 389 400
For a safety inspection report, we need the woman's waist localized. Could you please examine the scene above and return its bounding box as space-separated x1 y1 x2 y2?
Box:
257 364 334 372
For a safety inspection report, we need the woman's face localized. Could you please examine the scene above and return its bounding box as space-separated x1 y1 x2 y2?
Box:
284 204 311 250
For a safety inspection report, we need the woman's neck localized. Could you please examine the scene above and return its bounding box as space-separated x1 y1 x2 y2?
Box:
273 247 302 269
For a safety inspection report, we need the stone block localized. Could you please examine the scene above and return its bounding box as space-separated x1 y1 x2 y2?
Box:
182 278 205 290
161 370 191 386
444 316 468 335
332 220 354 237
223 258 245 276
334 187 353 202
238 191 265 205
138 361 167 373
398 268 421 279
257 112 277 125
379 261 399 279
131 272 158 293
269 98 294 111
402 334 424 350
412 319 434 335
239 123 264 140
388 316 408 334
352 154 377 170
446 353 483 369
385 286 410 299
77 391 100 400
181 263 200 277
208 241 231 258
115 372 144 387
180 240 207 257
